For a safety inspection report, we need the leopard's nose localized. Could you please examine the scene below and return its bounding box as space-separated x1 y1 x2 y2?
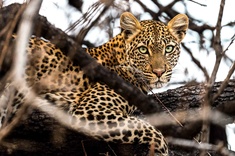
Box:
153 68 165 78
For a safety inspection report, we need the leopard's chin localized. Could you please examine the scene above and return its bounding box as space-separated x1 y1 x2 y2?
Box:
150 81 167 89
149 76 169 89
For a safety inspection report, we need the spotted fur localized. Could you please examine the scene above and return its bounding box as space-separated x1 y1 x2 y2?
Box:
0 12 188 155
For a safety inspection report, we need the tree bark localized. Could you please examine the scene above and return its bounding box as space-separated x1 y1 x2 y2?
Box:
0 80 234 156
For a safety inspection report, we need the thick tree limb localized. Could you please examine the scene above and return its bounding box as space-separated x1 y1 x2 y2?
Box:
0 80 234 155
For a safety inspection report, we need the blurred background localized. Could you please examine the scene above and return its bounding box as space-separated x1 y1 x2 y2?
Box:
3 0 235 90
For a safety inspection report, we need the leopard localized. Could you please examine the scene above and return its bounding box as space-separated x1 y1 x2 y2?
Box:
0 12 188 155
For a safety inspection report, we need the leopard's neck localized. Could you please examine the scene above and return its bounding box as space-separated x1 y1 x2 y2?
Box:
85 35 148 94
85 33 127 70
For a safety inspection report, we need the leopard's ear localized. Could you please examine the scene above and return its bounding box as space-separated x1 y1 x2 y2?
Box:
120 12 141 39
167 14 189 42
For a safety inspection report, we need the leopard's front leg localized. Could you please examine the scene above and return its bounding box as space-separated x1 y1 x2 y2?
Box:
69 83 168 156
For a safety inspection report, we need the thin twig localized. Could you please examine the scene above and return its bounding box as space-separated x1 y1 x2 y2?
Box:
147 109 233 128
223 33 235 55
135 0 158 19
65 2 100 33
213 62 235 101
167 137 235 156
107 143 117 156
182 43 209 81
213 33 235 100
75 0 114 44
188 0 207 7
131 66 184 127
0 4 26 70
81 140 88 156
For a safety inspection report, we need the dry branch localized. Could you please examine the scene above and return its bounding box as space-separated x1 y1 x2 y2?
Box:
200 0 226 155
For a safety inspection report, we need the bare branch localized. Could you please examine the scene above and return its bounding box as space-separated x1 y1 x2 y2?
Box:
75 0 113 44
135 0 159 20
223 33 235 55
212 33 235 101
13 0 42 79
213 61 235 100
210 0 225 86
182 43 209 81
200 0 226 155
167 137 235 156
187 0 207 7
0 4 26 71
0 0 43 141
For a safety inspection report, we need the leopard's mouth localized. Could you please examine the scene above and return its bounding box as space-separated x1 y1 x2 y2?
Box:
149 76 169 89
149 80 166 89
135 72 170 90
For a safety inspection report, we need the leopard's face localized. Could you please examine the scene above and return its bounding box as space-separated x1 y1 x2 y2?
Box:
125 21 182 89
120 13 188 91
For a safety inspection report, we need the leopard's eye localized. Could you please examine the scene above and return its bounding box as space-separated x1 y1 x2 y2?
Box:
138 46 148 54
165 45 174 53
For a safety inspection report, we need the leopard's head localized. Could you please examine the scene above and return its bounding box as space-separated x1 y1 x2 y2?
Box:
120 12 188 91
